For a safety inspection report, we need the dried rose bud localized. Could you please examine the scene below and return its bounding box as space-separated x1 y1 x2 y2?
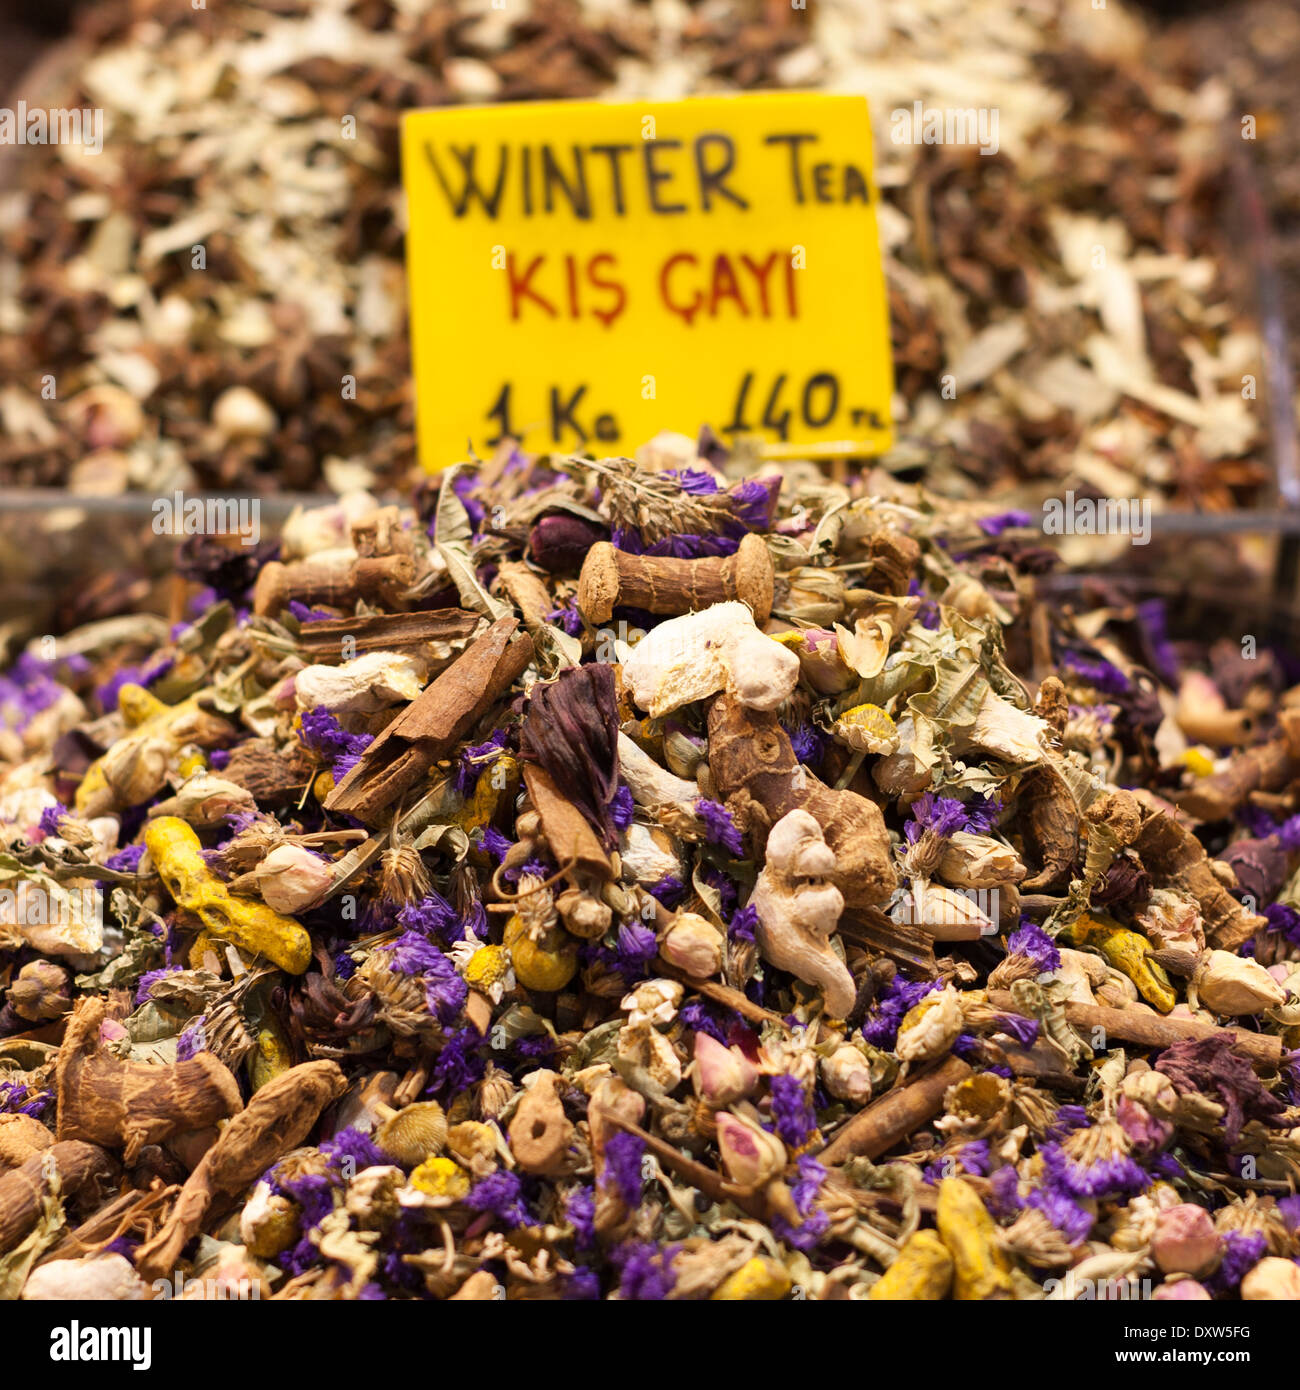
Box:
1193 949 1286 1016
716 1110 786 1189
660 912 723 978
779 569 847 627
255 843 334 913
101 735 172 807
896 985 963 1064
1152 1204 1219 1276
1153 1279 1212 1301
620 978 682 1028
212 385 277 440
692 1033 760 1108
7 959 71 1022
1116 1093 1173 1155
662 722 707 779
789 628 856 694
1241 1256 1300 1300
528 513 607 573
936 832 1026 890
821 1044 874 1105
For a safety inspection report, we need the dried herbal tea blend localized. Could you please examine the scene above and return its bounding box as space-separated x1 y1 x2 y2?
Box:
0 0 1271 513
2 436 1300 1302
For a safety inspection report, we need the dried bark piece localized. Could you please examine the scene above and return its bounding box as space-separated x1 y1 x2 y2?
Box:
293 609 481 662
56 997 242 1166
219 738 315 808
818 1056 973 1165
326 618 533 821
1133 807 1266 951
707 692 896 909
0 1141 118 1257
521 763 613 882
1016 761 1079 891
253 554 416 618
134 1060 346 1281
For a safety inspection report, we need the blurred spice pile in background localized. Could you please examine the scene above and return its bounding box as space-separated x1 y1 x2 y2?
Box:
0 0 1288 521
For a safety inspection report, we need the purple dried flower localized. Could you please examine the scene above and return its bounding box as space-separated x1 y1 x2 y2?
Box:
566 1185 597 1251
616 922 658 976
545 601 584 637
728 475 782 529
769 1073 816 1147
602 1132 645 1207
321 1126 386 1173
1040 1143 1148 1199
1060 651 1131 695
135 966 180 1005
978 509 1033 536
993 1013 1040 1047
987 1165 1024 1220
648 874 685 907
1027 1184 1093 1244
903 792 968 844
37 802 68 836
563 1266 601 1300
862 976 942 1049
175 1018 206 1060
1212 1231 1267 1292
387 931 451 977
397 891 461 943
695 798 744 856
427 1028 486 1097
103 843 146 874
666 468 721 496
610 784 634 831
729 903 759 942
0 1082 53 1119
783 721 824 764
466 1170 530 1227
613 1241 676 1300
1007 919 1061 974
455 728 510 795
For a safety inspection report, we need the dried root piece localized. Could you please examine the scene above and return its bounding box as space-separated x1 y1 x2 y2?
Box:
708 692 896 909
1134 806 1266 951
0 1141 118 1256
751 810 854 1018
134 1060 345 1281
507 1071 575 1176
56 997 242 1165
145 816 312 974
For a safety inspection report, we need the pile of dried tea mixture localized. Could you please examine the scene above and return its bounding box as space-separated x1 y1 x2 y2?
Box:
3 438 1300 1301
0 0 1268 512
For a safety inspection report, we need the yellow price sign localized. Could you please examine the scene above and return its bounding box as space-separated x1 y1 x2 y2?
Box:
401 92 893 469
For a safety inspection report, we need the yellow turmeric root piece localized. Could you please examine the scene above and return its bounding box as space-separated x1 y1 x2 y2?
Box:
1066 912 1176 1013
868 1230 954 1300
145 817 311 974
935 1177 1014 1301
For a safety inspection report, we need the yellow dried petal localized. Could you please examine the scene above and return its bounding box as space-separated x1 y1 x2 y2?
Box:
711 1256 792 1301
410 1157 470 1200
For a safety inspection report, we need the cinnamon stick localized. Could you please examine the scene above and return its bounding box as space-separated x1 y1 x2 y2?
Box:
326 617 533 821
818 1056 973 1165
986 990 1282 1069
293 609 481 662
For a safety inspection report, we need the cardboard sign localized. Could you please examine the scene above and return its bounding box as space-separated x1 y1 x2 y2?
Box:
402 93 893 469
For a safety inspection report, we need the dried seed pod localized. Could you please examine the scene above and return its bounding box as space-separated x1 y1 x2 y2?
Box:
374 1101 449 1167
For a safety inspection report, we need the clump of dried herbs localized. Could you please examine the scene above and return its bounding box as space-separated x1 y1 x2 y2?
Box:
2 436 1300 1300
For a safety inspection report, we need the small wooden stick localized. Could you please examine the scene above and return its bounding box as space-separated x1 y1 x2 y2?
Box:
985 990 1283 1069
253 554 415 617
577 532 773 626
817 1056 973 1165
